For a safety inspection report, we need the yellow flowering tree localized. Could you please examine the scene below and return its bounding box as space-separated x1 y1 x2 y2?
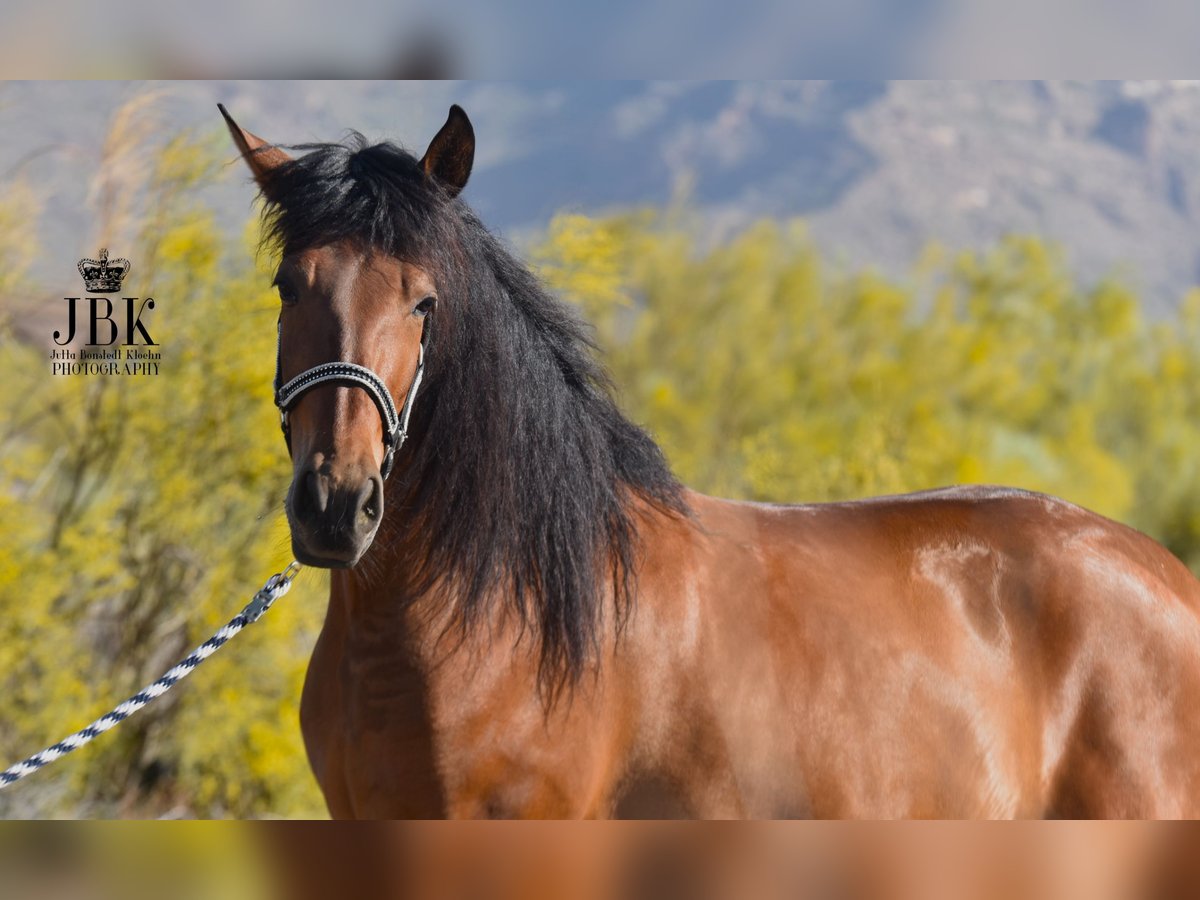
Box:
0 128 327 818
534 213 1200 571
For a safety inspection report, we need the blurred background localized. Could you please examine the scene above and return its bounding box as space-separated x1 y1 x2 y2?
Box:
1 0 1199 78
2 80 1200 820
4 821 1200 898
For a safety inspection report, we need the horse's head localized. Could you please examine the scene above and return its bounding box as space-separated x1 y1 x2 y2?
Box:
220 104 474 568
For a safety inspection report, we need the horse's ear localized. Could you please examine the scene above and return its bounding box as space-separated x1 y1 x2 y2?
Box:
218 103 292 193
420 105 474 198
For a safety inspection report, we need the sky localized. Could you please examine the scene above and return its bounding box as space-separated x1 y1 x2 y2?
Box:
4 0 1200 79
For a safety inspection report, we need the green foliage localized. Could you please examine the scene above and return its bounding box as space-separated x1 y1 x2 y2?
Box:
3 124 1200 818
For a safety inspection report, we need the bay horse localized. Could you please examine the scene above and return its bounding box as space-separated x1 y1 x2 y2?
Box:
221 103 1200 819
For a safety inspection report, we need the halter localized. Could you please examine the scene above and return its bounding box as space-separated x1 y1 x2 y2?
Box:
273 318 429 480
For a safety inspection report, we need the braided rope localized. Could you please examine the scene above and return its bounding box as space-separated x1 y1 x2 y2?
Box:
0 561 301 790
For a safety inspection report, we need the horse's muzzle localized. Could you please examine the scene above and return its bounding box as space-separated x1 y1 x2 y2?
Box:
286 465 384 568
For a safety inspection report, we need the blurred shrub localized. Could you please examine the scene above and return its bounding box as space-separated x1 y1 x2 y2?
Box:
0 124 328 818
534 212 1200 570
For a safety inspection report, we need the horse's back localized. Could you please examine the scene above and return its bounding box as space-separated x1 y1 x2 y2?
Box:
646 485 1200 817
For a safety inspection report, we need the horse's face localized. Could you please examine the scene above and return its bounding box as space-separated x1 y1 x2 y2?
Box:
219 103 474 568
273 243 436 567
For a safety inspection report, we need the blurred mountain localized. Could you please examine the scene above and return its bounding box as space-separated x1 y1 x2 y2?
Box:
4 80 1200 312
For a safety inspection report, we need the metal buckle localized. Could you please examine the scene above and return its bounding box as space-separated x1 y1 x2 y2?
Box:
242 561 303 623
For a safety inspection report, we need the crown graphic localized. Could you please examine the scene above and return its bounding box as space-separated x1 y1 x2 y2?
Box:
77 248 131 293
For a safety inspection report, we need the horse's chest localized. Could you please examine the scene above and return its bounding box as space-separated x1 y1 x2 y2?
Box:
300 624 446 817
303 625 613 818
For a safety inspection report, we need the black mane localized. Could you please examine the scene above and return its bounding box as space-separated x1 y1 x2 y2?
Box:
259 133 687 698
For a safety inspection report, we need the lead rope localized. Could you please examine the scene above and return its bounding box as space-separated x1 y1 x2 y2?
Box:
0 561 302 789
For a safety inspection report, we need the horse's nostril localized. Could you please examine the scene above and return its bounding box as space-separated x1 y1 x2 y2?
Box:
359 477 383 523
308 470 330 515
292 469 330 521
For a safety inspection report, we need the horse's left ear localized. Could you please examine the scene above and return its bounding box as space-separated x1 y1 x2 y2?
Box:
218 103 292 194
420 105 474 198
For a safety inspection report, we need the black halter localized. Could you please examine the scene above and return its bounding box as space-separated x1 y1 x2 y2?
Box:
273 318 428 480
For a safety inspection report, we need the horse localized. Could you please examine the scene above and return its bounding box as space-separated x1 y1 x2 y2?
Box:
220 103 1200 819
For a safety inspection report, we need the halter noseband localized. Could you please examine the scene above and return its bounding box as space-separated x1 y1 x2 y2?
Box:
273 318 428 480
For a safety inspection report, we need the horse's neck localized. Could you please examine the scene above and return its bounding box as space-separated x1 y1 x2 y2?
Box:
325 492 689 712
328 562 527 678
332 565 438 647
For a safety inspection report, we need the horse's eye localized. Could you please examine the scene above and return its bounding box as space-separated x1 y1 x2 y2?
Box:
276 281 298 306
415 296 437 317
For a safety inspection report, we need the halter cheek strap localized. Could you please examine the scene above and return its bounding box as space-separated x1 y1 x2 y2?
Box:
273 319 428 480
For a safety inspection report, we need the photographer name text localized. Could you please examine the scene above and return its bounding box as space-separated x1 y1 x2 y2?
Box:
51 347 162 376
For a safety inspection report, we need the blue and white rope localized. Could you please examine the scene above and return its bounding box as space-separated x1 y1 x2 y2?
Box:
0 561 301 789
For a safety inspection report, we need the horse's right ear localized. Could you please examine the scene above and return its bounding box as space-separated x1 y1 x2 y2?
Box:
218 103 292 194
